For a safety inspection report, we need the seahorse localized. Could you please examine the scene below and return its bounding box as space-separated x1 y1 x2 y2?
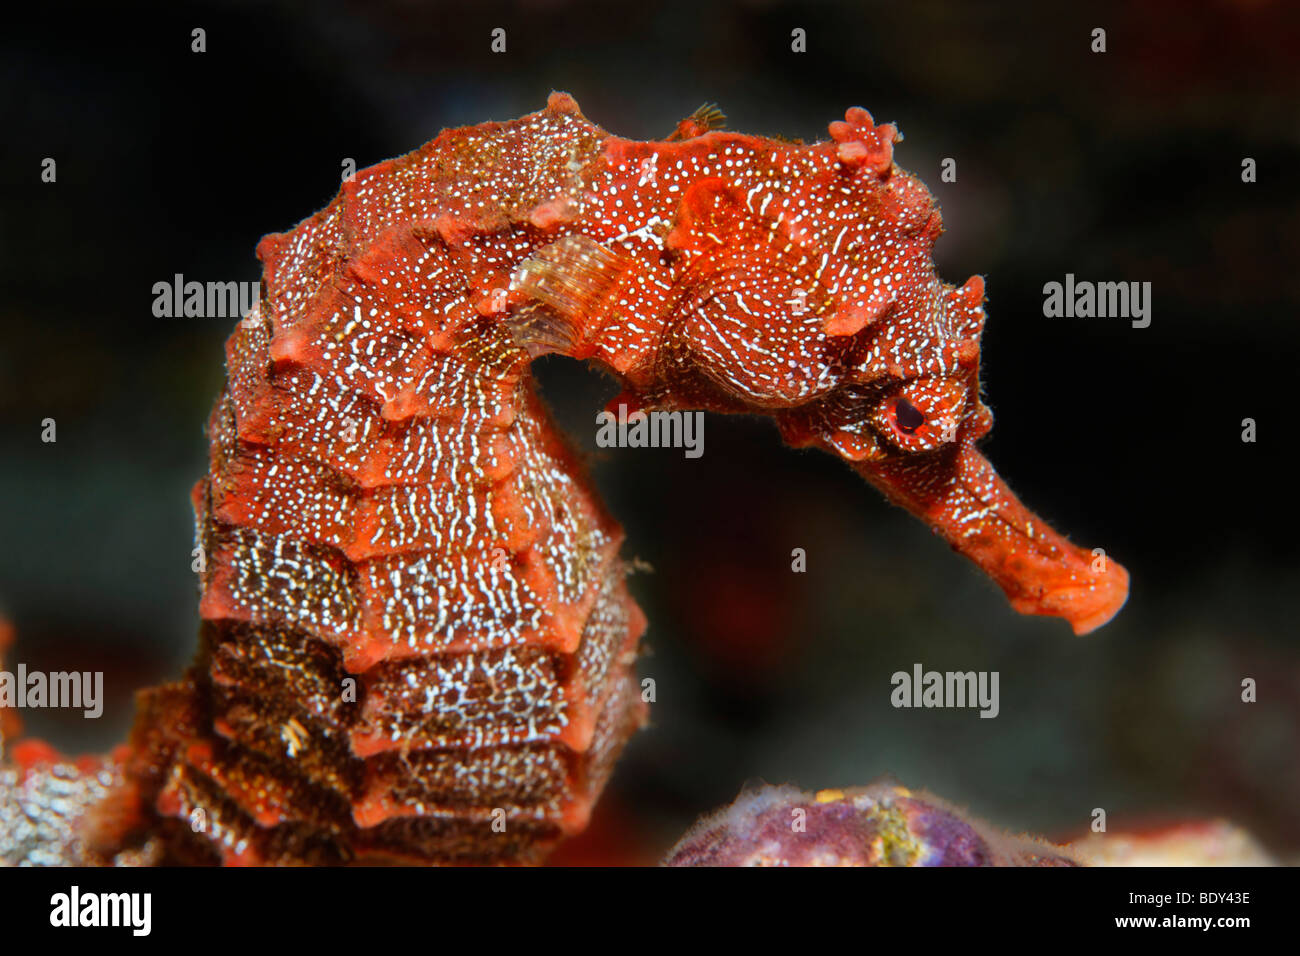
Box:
0 93 1127 866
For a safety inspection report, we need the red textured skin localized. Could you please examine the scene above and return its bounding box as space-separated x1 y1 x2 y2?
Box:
110 92 1126 865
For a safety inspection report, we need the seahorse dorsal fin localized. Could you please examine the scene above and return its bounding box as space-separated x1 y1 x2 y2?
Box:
666 103 727 141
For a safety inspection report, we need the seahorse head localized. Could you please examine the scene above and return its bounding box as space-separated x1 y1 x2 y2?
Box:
622 107 1127 634
510 98 1127 635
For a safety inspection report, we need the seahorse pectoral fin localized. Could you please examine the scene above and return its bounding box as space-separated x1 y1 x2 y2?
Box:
507 235 630 357
854 444 1129 635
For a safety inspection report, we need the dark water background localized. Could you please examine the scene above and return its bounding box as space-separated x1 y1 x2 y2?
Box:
1 0 1297 861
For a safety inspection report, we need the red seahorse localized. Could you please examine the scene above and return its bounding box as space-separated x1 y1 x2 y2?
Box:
2 93 1127 866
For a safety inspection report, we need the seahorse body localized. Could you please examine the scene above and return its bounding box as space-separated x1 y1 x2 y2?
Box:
106 92 1127 865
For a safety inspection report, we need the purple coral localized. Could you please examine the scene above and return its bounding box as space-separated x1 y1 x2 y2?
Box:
663 781 1079 867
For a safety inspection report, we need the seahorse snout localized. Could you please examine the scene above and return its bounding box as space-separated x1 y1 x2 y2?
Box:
855 444 1129 634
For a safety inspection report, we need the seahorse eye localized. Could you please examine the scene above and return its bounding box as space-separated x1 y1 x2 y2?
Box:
895 398 925 434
